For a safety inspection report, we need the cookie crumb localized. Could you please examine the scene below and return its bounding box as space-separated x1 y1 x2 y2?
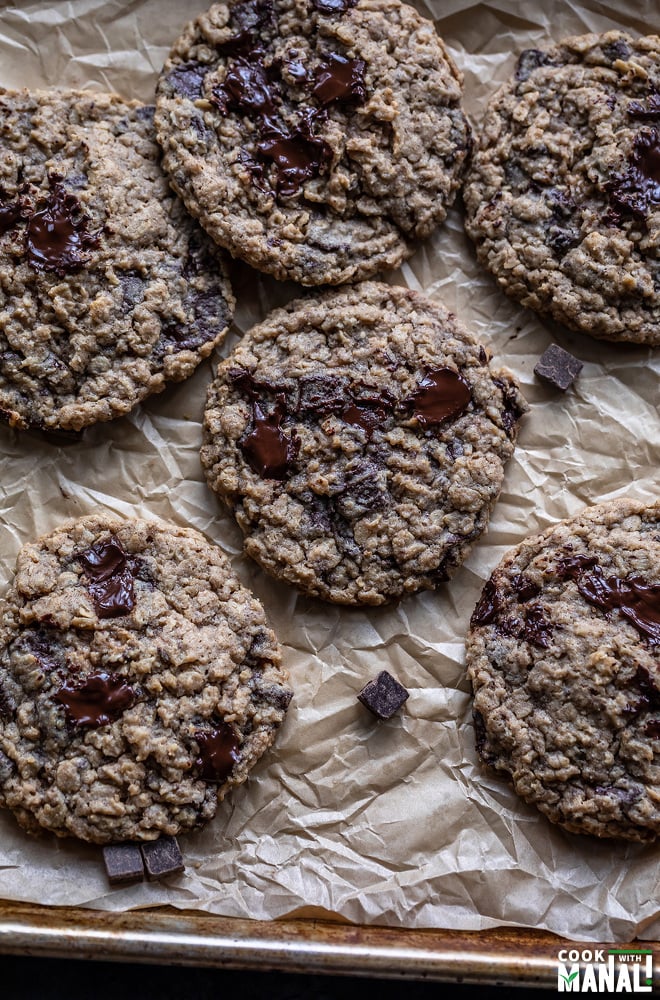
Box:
103 843 144 886
358 671 409 719
534 344 583 391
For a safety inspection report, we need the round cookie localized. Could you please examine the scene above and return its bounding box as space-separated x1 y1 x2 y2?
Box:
0 88 234 432
466 498 660 842
201 281 527 605
0 514 291 844
463 31 660 345
154 0 471 286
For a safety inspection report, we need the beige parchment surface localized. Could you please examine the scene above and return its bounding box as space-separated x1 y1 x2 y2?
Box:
0 0 658 942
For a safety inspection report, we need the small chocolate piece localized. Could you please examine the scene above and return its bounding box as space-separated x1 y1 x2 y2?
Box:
533 344 583 391
358 670 409 720
103 843 145 886
140 836 185 881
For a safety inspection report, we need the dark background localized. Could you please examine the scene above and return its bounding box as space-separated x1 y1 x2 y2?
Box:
0 955 547 998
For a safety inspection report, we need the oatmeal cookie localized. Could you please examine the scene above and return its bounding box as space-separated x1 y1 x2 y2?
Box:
467 497 660 841
0 514 291 844
0 88 234 432
463 31 660 344
154 0 470 285
201 281 526 605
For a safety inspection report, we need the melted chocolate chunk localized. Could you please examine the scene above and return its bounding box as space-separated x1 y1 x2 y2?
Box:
80 537 136 618
256 114 332 197
167 62 208 99
218 0 274 56
628 93 660 120
578 567 660 643
358 670 409 720
230 366 287 399
312 0 357 12
405 368 471 429
0 200 24 235
194 722 240 781
240 398 299 479
515 49 551 82
555 554 598 579
18 628 61 673
213 57 278 115
608 128 660 217
471 578 502 627
312 53 366 106
518 604 552 648
26 181 101 275
511 574 542 603
645 719 660 738
54 672 136 728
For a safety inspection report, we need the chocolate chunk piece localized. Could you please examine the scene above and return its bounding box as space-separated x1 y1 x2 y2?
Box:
103 843 145 886
194 721 241 782
533 344 583 391
26 179 101 275
358 670 409 719
54 672 136 729
80 536 136 618
140 836 185 881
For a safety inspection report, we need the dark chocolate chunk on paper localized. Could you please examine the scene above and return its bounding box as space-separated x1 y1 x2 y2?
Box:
358 670 409 720
103 843 144 886
534 344 583 391
140 836 185 881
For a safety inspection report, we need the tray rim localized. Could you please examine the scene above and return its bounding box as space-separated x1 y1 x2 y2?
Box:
0 900 657 989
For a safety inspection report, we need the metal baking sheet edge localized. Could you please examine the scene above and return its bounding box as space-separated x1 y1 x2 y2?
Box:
0 900 658 989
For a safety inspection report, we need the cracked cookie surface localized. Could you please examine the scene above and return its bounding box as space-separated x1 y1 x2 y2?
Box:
467 498 660 841
155 0 470 285
0 514 291 844
463 31 660 344
201 281 526 605
0 88 233 431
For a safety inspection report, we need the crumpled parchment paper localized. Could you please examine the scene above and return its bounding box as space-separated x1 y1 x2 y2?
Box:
0 0 658 944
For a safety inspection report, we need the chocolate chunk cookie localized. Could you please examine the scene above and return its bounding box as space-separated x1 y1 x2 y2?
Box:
0 88 234 431
201 282 527 605
467 498 660 841
154 0 470 285
0 515 291 843
463 31 660 344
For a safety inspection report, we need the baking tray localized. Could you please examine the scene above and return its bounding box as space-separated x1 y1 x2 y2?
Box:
0 900 656 989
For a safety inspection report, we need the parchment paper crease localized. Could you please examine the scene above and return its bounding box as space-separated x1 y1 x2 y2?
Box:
0 0 658 943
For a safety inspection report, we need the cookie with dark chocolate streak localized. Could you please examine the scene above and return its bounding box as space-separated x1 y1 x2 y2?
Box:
464 31 660 344
0 514 291 843
467 498 660 841
154 0 470 285
0 88 234 431
201 282 527 605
